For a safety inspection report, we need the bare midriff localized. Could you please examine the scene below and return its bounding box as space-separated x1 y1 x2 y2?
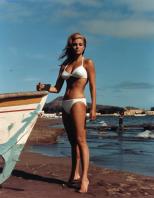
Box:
63 78 87 100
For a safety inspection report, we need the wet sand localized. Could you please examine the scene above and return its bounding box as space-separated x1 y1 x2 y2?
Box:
27 117 64 145
1 118 154 198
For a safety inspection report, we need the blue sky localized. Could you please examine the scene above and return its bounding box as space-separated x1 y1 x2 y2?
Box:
0 0 154 109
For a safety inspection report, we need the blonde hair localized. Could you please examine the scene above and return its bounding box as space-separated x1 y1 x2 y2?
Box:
59 32 87 61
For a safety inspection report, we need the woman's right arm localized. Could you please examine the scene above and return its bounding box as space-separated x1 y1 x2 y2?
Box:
36 66 64 93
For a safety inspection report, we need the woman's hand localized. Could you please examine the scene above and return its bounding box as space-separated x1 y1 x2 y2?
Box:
36 82 45 91
89 109 96 121
36 83 51 91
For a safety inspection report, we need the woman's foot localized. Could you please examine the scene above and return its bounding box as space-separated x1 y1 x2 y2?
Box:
68 175 80 183
67 178 81 188
78 179 89 193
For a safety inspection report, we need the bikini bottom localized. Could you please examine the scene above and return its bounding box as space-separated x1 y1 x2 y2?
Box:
62 98 86 114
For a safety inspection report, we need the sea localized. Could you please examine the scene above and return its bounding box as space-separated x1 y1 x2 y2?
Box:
29 115 154 177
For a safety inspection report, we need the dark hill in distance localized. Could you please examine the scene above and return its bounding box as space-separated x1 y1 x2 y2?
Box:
43 96 126 114
43 96 63 113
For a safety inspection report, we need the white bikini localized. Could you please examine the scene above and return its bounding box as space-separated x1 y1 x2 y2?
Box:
61 57 87 114
61 57 87 80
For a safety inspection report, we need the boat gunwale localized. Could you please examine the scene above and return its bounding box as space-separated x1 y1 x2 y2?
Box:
0 91 48 100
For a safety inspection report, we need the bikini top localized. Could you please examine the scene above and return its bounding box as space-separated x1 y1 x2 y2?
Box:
61 57 87 80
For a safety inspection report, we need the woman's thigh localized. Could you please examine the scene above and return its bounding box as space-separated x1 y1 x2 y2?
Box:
70 102 86 138
62 110 76 143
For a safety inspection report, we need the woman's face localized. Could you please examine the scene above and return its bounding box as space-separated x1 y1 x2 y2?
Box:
71 38 85 55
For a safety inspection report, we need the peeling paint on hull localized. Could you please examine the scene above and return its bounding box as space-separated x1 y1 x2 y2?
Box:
0 91 48 184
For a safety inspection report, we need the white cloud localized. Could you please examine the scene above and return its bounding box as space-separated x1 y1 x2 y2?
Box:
81 19 154 38
24 0 154 11
47 0 101 7
0 1 33 22
0 0 80 23
1 0 154 38
0 0 8 5
114 81 154 90
55 9 81 18
117 0 154 12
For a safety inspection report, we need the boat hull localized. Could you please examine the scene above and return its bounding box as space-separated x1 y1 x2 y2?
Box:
0 91 48 184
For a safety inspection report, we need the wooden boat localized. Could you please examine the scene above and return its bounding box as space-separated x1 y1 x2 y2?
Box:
0 91 48 184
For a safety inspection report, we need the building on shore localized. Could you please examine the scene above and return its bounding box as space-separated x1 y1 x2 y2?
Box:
124 109 145 116
145 111 154 115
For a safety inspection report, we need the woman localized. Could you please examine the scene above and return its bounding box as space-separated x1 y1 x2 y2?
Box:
37 32 96 193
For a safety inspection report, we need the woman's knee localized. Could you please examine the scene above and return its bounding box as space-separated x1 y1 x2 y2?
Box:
76 133 87 146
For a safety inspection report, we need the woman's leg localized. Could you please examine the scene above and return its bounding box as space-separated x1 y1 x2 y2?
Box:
62 110 80 182
71 102 89 193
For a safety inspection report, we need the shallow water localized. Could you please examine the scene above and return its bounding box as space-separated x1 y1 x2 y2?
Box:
29 115 154 176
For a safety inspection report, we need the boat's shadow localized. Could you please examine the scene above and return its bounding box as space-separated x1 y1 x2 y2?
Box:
0 168 65 192
12 169 65 184
0 168 66 191
0 168 65 191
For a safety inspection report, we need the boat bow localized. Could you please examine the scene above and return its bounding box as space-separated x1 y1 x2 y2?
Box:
0 91 48 184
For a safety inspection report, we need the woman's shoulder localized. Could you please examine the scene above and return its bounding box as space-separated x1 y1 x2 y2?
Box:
84 58 95 68
84 57 93 63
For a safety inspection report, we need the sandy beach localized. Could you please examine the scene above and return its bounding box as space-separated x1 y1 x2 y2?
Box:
1 118 154 198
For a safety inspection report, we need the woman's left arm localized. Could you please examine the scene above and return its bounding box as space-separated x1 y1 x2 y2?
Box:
86 59 96 120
